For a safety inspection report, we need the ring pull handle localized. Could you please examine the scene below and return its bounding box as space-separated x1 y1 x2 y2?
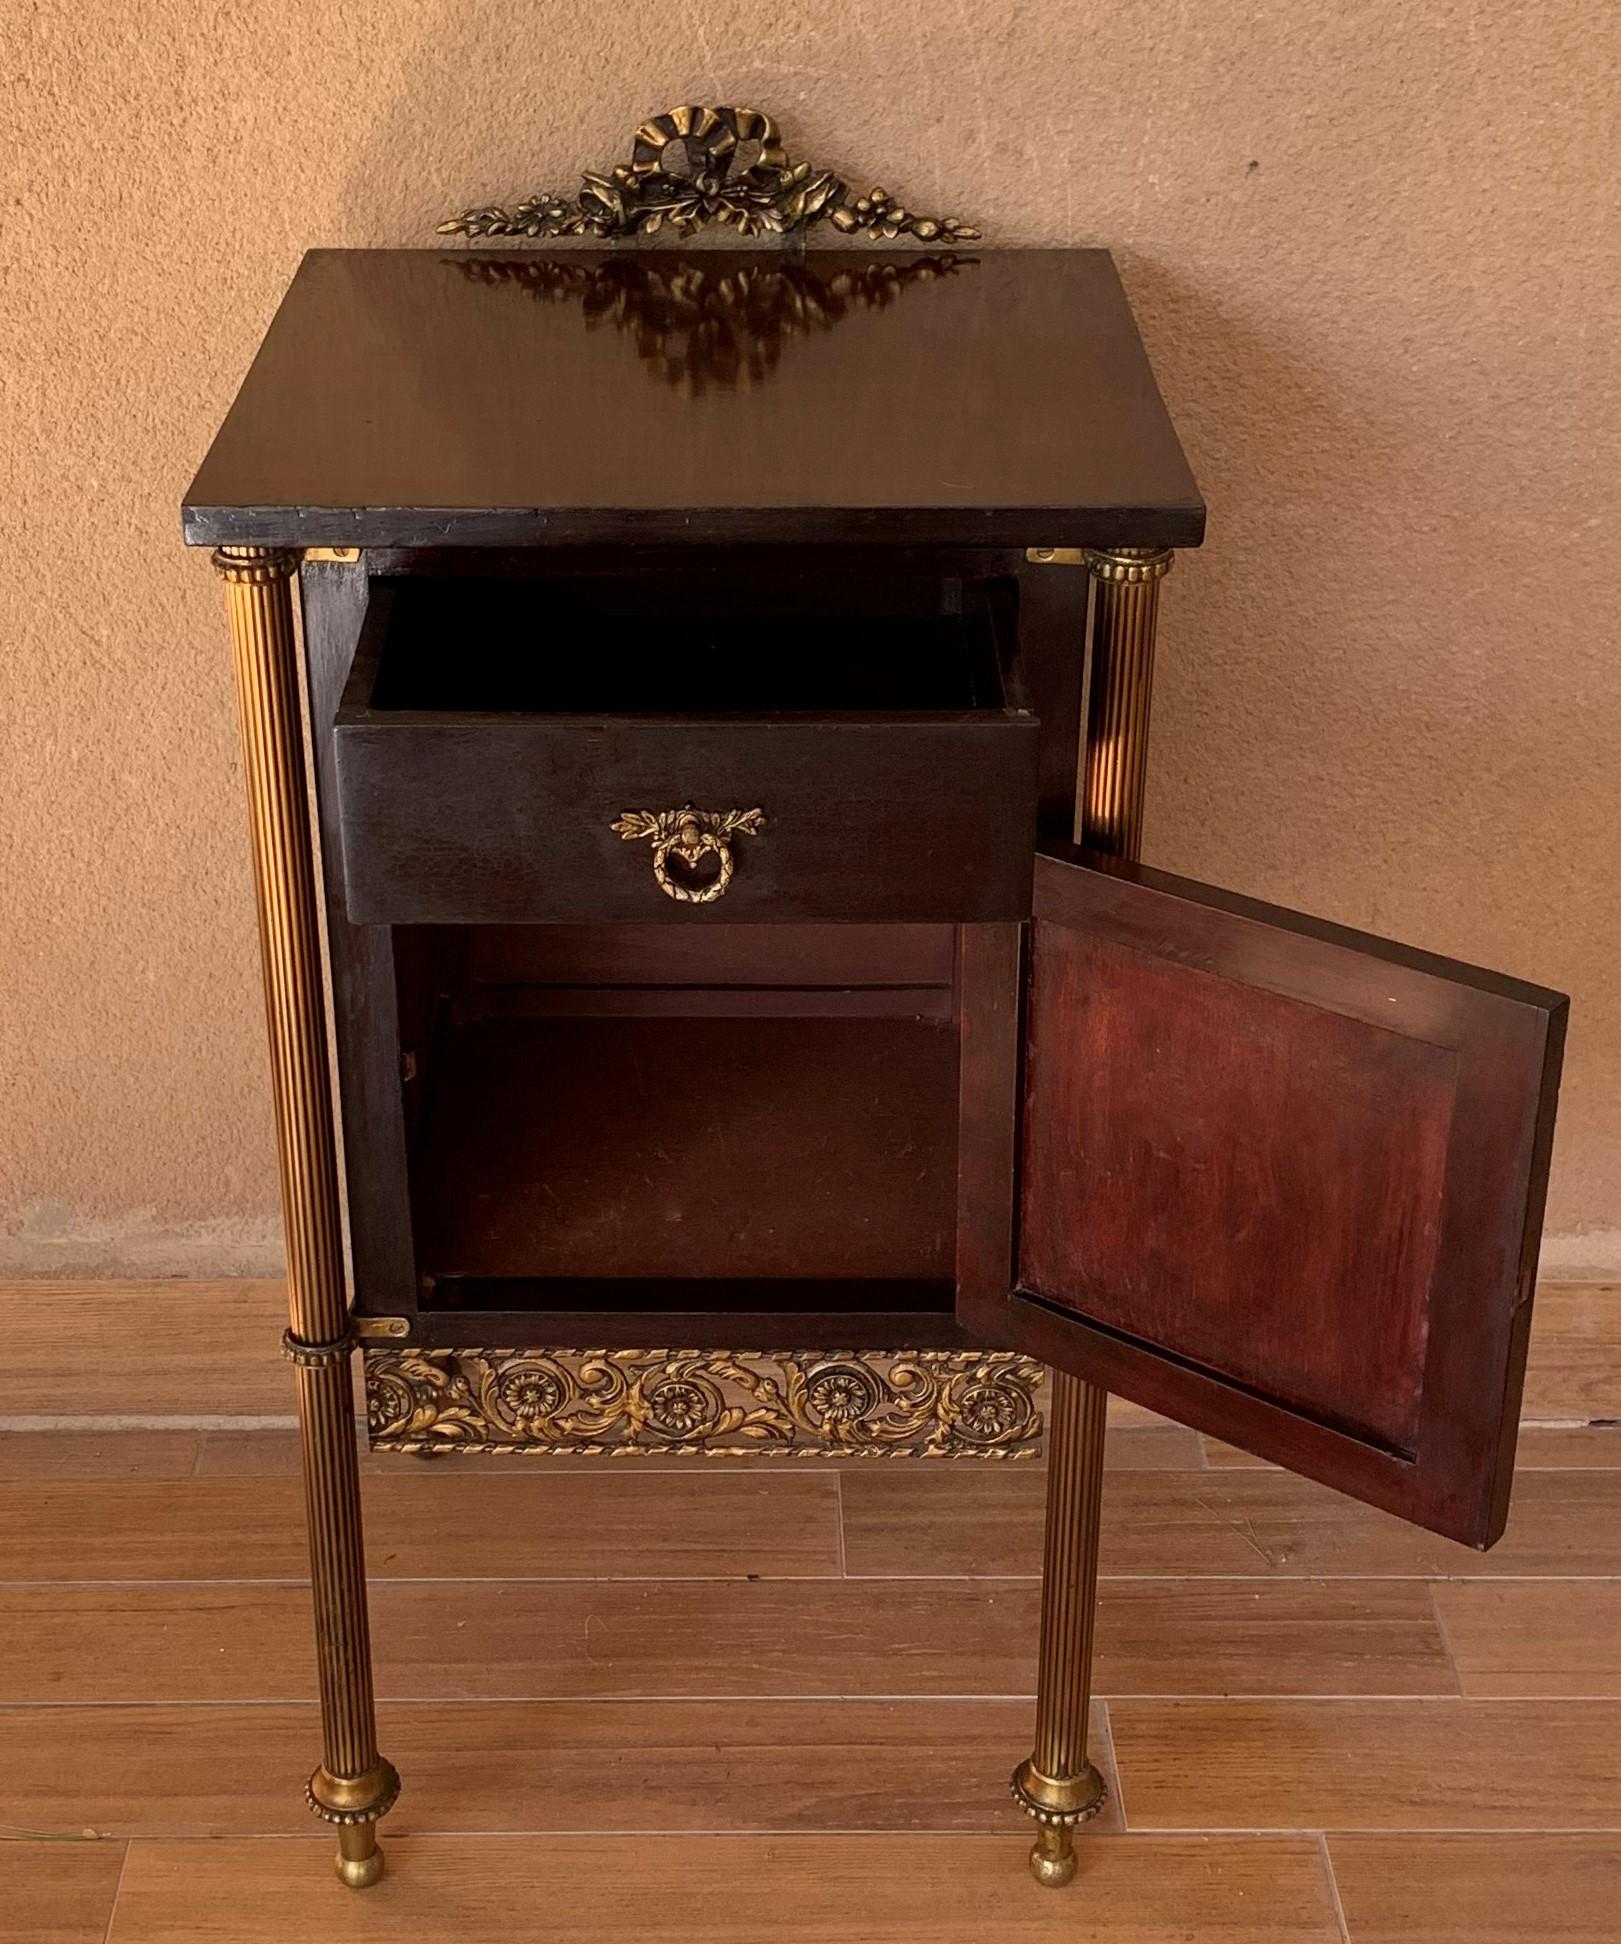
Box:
610 805 766 905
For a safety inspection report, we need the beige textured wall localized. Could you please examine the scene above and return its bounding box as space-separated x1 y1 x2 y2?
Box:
2 0 1617 1273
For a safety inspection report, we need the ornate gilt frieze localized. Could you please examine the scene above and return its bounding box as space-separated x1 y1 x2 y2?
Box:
438 103 978 245
364 1346 1044 1459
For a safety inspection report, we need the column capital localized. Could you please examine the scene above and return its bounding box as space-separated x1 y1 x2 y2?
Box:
1082 545 1174 586
210 545 300 585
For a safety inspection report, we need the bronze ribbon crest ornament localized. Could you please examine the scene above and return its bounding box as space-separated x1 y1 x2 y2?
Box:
439 103 978 244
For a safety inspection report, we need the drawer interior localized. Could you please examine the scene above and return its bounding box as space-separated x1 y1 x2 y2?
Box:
332 558 1037 928
352 572 1019 716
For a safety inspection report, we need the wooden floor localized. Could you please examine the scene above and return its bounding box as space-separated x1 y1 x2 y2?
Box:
1 1279 1617 1942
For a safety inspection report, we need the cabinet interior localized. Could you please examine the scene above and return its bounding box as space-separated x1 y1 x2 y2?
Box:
392 921 969 1343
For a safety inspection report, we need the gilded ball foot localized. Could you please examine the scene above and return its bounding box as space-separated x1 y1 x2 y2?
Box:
334 1827 385 1889
1010 1757 1104 1888
308 1758 400 1890
1028 1824 1076 1888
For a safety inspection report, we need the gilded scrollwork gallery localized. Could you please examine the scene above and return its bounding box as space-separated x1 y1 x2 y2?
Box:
365 1346 1044 1458
439 103 978 245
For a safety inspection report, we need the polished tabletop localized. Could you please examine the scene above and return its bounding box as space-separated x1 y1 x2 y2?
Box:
183 247 1203 550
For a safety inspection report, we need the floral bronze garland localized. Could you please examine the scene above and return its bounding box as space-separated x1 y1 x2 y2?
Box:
438 103 978 245
365 1346 1043 1459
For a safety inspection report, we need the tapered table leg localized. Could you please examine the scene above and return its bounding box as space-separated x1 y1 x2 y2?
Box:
1012 543 1174 1885
214 545 398 1886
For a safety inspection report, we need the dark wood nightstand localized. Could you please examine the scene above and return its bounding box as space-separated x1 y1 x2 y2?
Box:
183 110 1565 1894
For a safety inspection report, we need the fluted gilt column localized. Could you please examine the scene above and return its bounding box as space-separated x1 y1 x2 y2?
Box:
1078 547 1172 857
214 545 398 1888
1012 543 1173 1885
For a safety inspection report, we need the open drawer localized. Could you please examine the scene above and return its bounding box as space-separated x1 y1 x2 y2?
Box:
332 573 1040 924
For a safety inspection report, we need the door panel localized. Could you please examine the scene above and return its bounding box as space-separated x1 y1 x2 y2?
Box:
1010 845 1566 1548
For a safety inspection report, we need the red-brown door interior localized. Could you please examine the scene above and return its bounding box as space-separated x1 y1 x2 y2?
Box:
1006 844 1567 1548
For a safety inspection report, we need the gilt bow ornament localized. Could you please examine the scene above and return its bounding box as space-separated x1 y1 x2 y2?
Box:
439 104 978 245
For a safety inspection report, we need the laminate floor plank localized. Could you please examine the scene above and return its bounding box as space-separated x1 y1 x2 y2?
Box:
1326 1832 1621 1942
1520 1283 1621 1420
1101 1423 1204 1467
1092 1578 1453 1698
195 1426 356 1475
1108 1699 1621 1828
1503 1425 1621 1467
0 1430 199 1480
105 1833 1343 1943
0 1471 841 1580
0 1576 1453 1704
840 1466 1621 1578
0 1840 127 1944
1199 1438 1279 1468
1431 1582 1621 1696
0 1280 289 1415
0 1698 1118 1836
1104 1397 1170 1428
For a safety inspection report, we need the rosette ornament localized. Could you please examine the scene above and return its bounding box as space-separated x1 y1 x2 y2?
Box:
439 104 978 244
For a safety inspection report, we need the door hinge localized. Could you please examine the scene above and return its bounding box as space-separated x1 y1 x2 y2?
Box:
352 1315 411 1340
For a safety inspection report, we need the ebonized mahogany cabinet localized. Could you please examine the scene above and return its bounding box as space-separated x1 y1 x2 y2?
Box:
184 121 1566 1892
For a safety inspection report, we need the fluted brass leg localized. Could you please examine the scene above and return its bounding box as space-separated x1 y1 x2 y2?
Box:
1011 1372 1108 1882
1014 543 1174 1885
1079 545 1173 857
215 546 398 1885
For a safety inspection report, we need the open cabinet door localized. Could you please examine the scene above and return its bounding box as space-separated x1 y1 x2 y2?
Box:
1010 843 1567 1548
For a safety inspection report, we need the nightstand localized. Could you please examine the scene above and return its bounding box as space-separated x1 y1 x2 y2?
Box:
183 107 1565 1894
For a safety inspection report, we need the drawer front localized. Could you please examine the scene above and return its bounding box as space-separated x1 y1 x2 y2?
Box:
332 715 1039 923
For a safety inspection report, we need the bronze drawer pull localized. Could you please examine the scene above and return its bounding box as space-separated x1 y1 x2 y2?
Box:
611 804 766 904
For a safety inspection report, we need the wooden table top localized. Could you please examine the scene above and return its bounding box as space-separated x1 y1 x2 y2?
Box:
183 247 1204 551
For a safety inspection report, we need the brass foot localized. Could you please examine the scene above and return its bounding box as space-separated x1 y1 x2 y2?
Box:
1028 1823 1076 1888
335 1823 386 1890
1011 1756 1106 1888
308 1758 400 1891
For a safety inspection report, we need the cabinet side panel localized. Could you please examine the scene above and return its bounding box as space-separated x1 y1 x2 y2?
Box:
300 559 416 1313
1011 558 1089 843
954 923 1022 1346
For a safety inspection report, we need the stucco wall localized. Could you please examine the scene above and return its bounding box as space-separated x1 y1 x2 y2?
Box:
2 0 1617 1273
